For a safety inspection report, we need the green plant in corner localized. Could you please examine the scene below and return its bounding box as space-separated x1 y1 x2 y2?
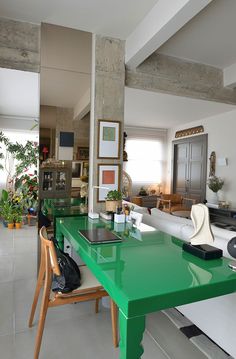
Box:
0 131 39 176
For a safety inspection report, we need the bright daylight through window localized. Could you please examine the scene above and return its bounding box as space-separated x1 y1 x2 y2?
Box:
125 139 163 184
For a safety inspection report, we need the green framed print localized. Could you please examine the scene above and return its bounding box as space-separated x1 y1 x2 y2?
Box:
98 120 120 159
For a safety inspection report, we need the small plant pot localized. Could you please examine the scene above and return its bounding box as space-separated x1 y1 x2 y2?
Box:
7 223 14 229
2 220 8 228
15 222 22 229
105 200 121 213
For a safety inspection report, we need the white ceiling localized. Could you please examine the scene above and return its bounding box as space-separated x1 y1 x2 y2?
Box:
0 0 158 40
124 87 236 129
158 0 236 69
1 0 236 130
0 68 39 118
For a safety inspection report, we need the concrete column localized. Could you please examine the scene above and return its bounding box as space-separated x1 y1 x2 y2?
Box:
89 35 125 214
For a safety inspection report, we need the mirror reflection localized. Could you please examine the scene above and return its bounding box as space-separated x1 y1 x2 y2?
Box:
39 23 91 202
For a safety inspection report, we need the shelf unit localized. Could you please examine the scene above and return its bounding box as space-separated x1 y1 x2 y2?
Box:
39 165 72 199
209 206 236 231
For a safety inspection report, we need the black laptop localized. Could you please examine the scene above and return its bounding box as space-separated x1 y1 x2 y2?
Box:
79 228 122 244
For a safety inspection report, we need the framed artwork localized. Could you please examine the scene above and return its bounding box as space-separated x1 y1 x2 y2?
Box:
77 147 89 160
98 120 121 159
72 161 82 178
97 164 120 202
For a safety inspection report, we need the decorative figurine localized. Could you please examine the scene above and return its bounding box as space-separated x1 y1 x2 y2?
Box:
189 204 214 245
209 151 216 177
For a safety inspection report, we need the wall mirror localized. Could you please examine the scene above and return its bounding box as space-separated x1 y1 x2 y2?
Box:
39 23 92 200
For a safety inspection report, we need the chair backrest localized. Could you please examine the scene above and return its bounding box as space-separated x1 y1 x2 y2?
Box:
161 194 182 204
39 226 60 276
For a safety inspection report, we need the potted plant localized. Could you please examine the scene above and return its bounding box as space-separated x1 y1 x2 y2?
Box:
138 186 147 196
105 190 123 213
0 189 12 227
6 211 15 229
14 211 22 229
207 175 224 203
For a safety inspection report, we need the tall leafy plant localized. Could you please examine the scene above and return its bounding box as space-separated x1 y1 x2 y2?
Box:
0 131 39 176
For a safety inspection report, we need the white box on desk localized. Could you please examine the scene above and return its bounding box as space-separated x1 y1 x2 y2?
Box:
114 213 125 223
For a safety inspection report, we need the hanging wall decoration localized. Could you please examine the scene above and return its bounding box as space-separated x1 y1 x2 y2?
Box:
175 125 204 138
97 164 120 201
98 120 121 159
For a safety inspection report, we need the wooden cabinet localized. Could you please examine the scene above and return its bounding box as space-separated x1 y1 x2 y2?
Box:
39 165 72 199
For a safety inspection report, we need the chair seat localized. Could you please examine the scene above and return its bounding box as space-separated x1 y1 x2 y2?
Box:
55 266 104 298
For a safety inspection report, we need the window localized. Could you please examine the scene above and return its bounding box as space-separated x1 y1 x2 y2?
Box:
124 138 164 184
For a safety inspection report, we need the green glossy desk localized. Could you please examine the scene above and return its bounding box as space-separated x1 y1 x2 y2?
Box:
43 198 83 213
43 198 87 236
56 217 236 359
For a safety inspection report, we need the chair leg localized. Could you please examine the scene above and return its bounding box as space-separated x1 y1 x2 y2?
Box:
29 265 45 327
95 297 100 313
110 299 119 348
33 285 50 359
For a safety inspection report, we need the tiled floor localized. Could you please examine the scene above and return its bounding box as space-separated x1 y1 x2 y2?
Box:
0 223 207 358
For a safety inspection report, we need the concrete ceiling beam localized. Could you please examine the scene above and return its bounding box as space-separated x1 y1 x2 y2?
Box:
125 0 212 69
224 63 236 89
126 53 236 105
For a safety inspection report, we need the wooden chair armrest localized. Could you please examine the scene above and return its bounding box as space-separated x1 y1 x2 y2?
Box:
157 199 171 210
182 197 196 204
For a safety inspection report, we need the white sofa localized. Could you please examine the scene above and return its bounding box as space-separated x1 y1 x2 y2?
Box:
124 201 236 357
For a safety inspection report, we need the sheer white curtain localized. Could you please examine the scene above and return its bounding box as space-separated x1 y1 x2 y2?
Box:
123 127 167 194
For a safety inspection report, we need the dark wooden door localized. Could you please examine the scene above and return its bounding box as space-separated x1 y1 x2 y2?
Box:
172 134 207 203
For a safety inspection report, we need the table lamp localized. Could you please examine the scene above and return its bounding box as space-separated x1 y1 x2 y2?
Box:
88 185 110 219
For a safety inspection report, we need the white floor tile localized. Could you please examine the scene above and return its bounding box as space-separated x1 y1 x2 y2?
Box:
147 311 207 359
0 281 14 335
13 253 37 281
13 236 37 254
13 226 37 239
0 224 210 358
0 334 15 359
0 255 14 283
0 238 14 255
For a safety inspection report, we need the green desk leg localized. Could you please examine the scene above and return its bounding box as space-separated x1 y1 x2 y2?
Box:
119 309 145 359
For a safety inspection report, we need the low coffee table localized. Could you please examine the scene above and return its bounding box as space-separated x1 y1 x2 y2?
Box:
172 210 191 219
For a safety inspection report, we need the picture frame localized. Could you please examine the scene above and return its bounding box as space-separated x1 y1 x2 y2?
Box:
98 120 121 159
77 147 89 160
72 161 83 178
97 164 120 202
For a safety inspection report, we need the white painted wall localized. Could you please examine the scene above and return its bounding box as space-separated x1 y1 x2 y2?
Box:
166 108 236 207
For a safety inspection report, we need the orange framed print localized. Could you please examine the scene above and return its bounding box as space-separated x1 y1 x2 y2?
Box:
98 120 121 159
97 164 120 202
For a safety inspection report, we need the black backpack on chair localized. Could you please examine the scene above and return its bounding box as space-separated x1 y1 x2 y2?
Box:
51 238 81 293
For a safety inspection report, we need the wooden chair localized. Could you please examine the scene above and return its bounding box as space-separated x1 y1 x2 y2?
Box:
29 227 118 359
157 194 196 214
